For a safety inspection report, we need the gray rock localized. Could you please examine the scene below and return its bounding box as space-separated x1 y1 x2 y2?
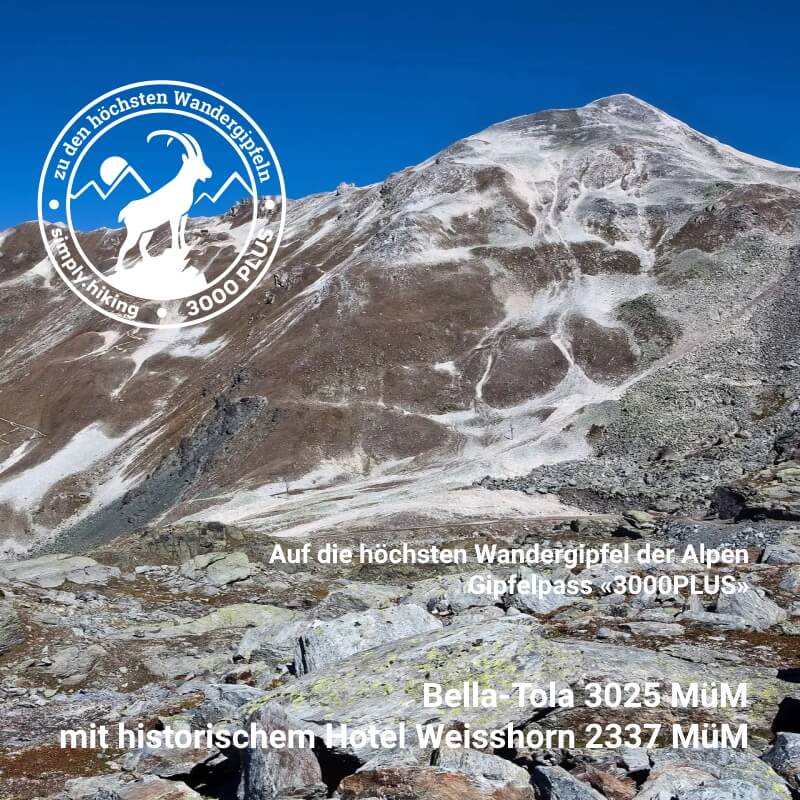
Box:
435 747 532 787
509 569 579 615
452 605 507 625
293 603 441 675
677 610 750 630
533 765 604 799
143 651 231 680
714 461 800 521
124 604 297 639
633 765 718 799
192 683 267 727
34 643 106 680
761 544 800 565
780 567 800 593
178 551 252 586
619 747 650 775
642 748 792 800
238 702 324 800
0 554 120 588
763 732 800 792
356 748 431 772
313 581 405 618
237 616 307 663
623 621 685 637
262 618 790 761
404 573 496 615
716 585 787 630
60 775 203 800
617 510 658 539
120 740 220 781
338 766 535 799
0 602 24 652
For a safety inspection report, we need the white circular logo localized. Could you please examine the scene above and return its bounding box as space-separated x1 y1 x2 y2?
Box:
38 80 286 328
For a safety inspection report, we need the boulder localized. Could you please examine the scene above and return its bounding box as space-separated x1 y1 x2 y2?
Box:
293 604 441 675
33 643 106 682
143 651 231 680
58 775 203 800
633 765 718 799
713 461 800 521
533 766 604 799
622 621 685 637
780 567 800 593
339 766 535 799
581 766 636 800
178 551 252 586
238 702 325 800
763 732 800 792
192 683 267 727
677 610 750 630
508 569 579 616
237 615 307 663
761 544 800 565
639 748 792 799
0 554 120 588
0 602 24 652
110 778 205 800
716 586 787 630
616 511 657 539
435 747 532 788
404 573 497 615
313 581 405 618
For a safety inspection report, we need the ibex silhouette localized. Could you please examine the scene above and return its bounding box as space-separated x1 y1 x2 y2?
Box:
116 131 211 270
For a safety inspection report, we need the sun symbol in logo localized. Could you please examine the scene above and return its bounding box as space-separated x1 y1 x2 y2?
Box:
99 156 129 186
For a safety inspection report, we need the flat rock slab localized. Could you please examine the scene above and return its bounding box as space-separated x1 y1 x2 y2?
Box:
58 776 202 800
294 603 442 674
121 604 298 639
339 766 535 799
254 618 790 760
0 554 120 588
178 551 252 586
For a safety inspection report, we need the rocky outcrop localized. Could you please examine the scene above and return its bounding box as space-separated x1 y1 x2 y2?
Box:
258 618 790 761
178 551 252 587
0 554 120 588
716 585 787 630
714 462 800 521
293 604 442 675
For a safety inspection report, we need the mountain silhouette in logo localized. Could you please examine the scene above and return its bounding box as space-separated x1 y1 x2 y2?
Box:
70 165 151 201
193 171 254 207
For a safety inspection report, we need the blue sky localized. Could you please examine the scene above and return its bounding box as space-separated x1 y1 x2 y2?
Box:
3 0 799 228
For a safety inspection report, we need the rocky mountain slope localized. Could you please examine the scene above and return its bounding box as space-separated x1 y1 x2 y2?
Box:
2 95 800 799
2 94 800 557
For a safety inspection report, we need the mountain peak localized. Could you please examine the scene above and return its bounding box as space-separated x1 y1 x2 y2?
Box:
585 92 659 110
582 93 680 124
